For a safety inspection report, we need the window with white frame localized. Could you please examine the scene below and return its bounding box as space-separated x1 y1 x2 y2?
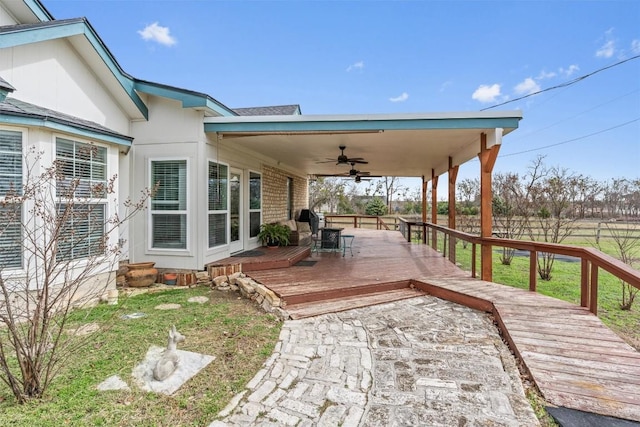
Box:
208 162 228 248
0 129 23 269
55 138 108 260
249 171 262 238
151 160 188 249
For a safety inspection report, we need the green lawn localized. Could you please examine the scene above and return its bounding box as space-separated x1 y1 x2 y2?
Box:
0 287 281 427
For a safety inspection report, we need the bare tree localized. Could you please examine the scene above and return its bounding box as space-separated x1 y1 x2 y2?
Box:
493 173 529 264
598 221 640 310
456 178 479 248
527 164 580 280
308 177 346 213
378 177 405 214
0 147 152 402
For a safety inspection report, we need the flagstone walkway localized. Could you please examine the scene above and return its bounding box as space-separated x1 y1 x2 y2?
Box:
209 295 539 427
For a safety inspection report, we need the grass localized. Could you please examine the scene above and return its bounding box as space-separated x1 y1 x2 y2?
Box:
0 286 282 427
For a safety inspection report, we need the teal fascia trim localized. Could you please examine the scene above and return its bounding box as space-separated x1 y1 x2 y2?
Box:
204 116 521 133
0 21 87 48
25 0 54 21
1 21 148 120
0 115 133 147
134 81 235 116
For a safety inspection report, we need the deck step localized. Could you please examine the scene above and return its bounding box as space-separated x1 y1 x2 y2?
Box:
285 287 426 319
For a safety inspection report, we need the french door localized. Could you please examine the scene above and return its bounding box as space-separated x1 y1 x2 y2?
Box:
229 169 243 253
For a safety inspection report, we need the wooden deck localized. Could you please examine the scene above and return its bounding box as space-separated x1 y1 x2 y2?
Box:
229 228 640 422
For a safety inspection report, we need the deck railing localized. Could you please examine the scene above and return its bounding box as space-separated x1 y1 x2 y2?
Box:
398 217 640 315
324 214 392 230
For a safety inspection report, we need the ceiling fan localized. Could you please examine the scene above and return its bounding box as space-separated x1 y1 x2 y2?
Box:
316 145 368 165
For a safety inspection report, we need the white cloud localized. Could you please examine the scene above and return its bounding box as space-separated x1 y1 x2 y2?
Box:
514 78 540 96
389 92 409 102
559 64 579 77
471 84 501 103
595 28 616 58
138 22 177 47
630 40 640 55
346 61 364 72
536 70 556 80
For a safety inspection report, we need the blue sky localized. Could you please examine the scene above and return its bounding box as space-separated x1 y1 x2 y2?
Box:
45 0 640 190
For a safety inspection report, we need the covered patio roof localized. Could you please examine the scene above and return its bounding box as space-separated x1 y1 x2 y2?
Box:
204 111 522 178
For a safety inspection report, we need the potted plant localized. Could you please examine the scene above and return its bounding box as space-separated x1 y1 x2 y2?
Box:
257 223 290 247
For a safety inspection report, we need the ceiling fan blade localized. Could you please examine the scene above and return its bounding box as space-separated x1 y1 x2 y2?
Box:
347 158 368 164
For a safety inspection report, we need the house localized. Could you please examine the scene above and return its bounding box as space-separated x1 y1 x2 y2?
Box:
0 0 522 293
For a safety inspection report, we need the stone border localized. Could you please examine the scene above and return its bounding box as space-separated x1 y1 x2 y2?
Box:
211 273 289 320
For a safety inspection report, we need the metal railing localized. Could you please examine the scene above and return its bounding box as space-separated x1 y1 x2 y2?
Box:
397 217 640 315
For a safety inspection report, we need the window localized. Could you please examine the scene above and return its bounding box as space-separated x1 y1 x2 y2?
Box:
0 130 23 268
151 160 188 249
208 162 228 248
55 138 108 261
57 204 106 260
249 172 262 238
56 138 107 198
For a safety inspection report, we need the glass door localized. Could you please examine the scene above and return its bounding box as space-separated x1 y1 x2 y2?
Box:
229 169 243 253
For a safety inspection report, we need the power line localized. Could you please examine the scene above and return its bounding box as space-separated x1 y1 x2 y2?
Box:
510 89 640 141
501 117 640 157
481 54 640 111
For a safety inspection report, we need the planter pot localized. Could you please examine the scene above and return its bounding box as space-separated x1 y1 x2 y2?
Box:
163 272 178 286
125 262 158 288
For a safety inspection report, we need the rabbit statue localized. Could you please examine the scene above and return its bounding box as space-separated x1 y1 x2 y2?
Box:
153 325 186 381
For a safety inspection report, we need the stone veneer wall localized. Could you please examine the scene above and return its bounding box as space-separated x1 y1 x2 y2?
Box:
262 165 308 224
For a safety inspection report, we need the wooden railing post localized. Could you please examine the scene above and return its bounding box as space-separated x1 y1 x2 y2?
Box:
471 243 476 278
407 223 412 242
442 233 447 257
581 259 590 308
590 263 599 315
354 216 357 228
529 250 537 292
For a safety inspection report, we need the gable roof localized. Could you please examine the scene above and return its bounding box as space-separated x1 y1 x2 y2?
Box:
233 105 301 116
1 0 54 24
0 17 238 120
0 97 133 147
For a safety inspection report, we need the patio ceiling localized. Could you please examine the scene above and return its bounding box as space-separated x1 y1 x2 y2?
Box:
204 111 522 178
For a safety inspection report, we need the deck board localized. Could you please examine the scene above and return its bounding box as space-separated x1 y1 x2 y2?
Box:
216 228 640 422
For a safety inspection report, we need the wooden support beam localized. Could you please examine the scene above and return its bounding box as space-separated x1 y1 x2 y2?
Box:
448 157 459 262
421 175 427 223
478 133 500 281
431 169 439 250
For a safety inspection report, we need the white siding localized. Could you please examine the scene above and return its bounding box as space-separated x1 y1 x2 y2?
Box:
0 40 131 135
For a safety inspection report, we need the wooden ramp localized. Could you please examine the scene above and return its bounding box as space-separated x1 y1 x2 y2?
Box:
415 276 640 423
